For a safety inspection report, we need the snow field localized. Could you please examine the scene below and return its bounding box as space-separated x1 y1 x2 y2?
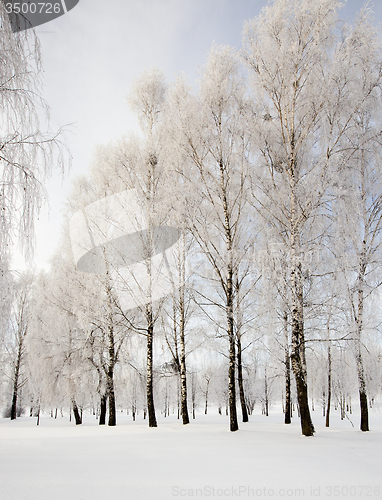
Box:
0 407 381 500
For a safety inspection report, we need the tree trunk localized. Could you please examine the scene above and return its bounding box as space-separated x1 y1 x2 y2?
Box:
237 334 249 423
264 366 269 416
359 389 369 431
72 399 82 425
191 371 196 419
146 305 157 427
291 329 314 435
204 379 209 415
99 392 107 425
228 327 238 431
284 353 291 424
290 260 314 436
10 331 24 420
357 351 369 431
104 270 117 427
355 259 369 431
107 327 117 427
225 253 238 431
179 257 190 425
107 368 116 426
322 391 325 417
177 378 180 420
325 343 331 428
228 294 238 432
10 391 18 421
220 157 238 432
289 157 314 437
284 310 291 424
235 274 248 424
179 323 189 425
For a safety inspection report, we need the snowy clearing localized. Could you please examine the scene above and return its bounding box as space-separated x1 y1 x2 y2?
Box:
1 407 381 500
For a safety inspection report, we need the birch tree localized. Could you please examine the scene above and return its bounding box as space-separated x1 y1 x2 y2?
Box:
166 47 254 432
2 273 32 419
161 264 194 425
88 68 171 428
242 0 382 436
29 269 89 423
0 4 67 263
333 111 382 430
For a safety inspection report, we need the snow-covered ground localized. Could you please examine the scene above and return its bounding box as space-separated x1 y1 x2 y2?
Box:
0 406 381 500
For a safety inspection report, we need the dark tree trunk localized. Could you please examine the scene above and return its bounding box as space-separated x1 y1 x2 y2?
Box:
99 393 107 425
237 334 249 423
325 343 331 428
226 258 238 432
179 287 189 425
10 391 18 421
10 332 24 420
177 377 180 419
107 368 116 427
340 394 345 420
355 261 369 431
264 366 269 416
204 379 209 415
235 274 248 424
290 260 314 437
284 351 291 424
190 371 196 419
291 336 314 436
219 157 238 432
284 309 291 424
72 399 82 425
107 327 117 427
228 317 238 431
146 306 157 427
163 383 168 417
290 166 314 437
322 391 325 417
104 271 118 427
358 372 369 431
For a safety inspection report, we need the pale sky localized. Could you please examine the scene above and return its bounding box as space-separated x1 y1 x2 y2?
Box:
10 0 382 271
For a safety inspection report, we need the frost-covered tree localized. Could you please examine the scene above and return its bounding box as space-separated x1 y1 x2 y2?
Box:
1 273 32 419
29 264 90 424
158 151 198 425
242 0 382 436
0 4 67 263
87 68 171 428
166 46 255 431
333 105 382 431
